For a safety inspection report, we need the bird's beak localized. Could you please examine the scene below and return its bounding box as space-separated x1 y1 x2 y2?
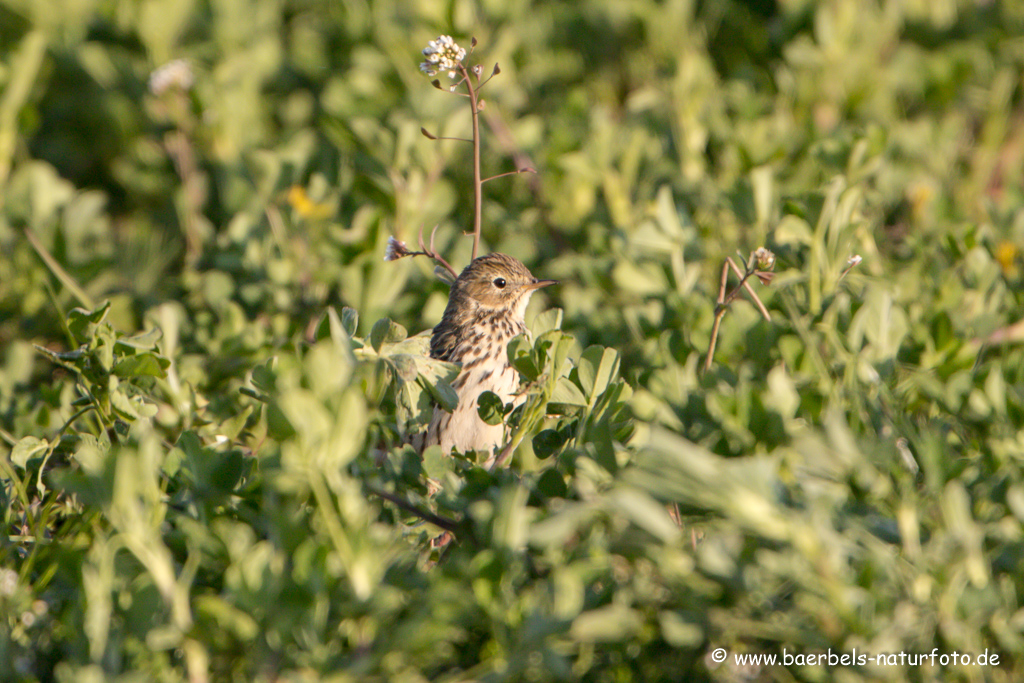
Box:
528 278 558 290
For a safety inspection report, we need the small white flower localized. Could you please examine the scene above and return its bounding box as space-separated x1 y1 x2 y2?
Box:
847 254 862 267
753 246 776 271
419 35 466 78
384 236 410 262
149 59 194 96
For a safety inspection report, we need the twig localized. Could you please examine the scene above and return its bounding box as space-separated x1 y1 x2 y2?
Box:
704 261 732 373
726 257 771 321
484 107 543 197
481 168 536 184
491 440 515 470
365 484 460 533
705 307 727 374
24 227 95 309
703 251 775 373
418 225 459 279
420 127 472 144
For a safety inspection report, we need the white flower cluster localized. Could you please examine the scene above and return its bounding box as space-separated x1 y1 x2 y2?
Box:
149 59 194 96
753 246 776 271
420 35 466 79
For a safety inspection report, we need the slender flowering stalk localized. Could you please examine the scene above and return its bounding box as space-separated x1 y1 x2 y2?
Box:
465 59 483 260
149 59 205 266
838 254 862 281
410 36 534 265
383 228 458 281
704 247 776 373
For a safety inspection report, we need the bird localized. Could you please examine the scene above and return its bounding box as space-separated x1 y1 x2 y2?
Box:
422 253 556 467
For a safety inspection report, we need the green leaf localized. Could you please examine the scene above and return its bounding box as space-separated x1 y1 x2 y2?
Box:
419 373 459 413
410 352 460 413
251 360 277 393
369 317 407 352
477 391 506 426
324 306 360 361
12 436 50 468
194 596 259 642
265 403 296 441
610 487 680 542
109 385 140 420
533 429 568 459
341 306 359 337
532 307 563 335
658 611 704 647
112 353 170 379
210 450 244 493
571 604 643 643
535 467 568 497
67 301 111 344
387 354 419 382
114 328 161 350
550 376 587 407
421 444 450 480
219 405 253 441
577 346 619 402
507 334 538 381
492 484 529 549
382 332 431 357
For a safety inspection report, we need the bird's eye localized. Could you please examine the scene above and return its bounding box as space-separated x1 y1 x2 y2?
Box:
493 277 506 289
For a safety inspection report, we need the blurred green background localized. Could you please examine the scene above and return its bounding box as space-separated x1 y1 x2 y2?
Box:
3 0 1024 680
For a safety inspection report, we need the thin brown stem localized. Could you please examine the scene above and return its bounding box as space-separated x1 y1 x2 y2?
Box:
704 307 727 374
418 225 459 279
420 127 472 143
460 62 483 260
482 168 536 184
725 257 771 321
704 261 732 373
717 259 730 304
704 256 773 373
365 485 460 533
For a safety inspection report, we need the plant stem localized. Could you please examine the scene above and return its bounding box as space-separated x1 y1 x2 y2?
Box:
703 257 772 373
704 307 727 374
461 64 483 260
24 227 96 309
725 257 770 320
365 484 460 533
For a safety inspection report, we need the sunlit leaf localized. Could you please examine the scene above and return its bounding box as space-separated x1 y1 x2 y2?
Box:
11 436 49 468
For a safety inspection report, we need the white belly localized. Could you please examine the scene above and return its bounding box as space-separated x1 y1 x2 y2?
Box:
426 360 522 457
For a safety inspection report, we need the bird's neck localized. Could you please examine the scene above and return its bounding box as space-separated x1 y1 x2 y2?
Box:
431 300 528 363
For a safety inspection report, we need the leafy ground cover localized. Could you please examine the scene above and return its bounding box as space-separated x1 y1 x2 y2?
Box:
2 0 1024 680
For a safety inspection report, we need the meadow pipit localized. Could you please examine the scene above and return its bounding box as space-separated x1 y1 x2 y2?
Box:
423 253 556 467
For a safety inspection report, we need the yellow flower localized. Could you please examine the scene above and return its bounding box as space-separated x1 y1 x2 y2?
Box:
995 240 1018 276
287 185 332 220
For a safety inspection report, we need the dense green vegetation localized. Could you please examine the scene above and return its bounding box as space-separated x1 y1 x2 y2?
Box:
3 0 1024 680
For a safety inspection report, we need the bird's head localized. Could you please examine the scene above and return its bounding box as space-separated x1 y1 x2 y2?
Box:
449 253 556 317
